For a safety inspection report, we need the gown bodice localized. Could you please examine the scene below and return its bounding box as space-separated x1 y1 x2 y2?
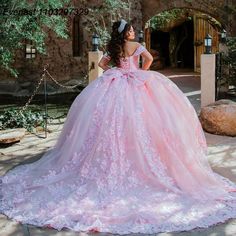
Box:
103 44 147 71
101 44 150 87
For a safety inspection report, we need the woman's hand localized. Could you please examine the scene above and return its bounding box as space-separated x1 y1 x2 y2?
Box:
98 54 111 71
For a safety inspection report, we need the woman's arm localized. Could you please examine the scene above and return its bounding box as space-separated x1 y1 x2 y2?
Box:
98 53 112 72
140 49 153 70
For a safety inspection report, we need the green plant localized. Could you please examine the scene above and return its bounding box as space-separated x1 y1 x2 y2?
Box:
82 0 129 49
226 37 236 86
221 37 236 87
0 108 45 132
0 0 70 77
149 9 191 31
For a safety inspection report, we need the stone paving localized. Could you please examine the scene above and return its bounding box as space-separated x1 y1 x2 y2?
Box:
0 69 236 235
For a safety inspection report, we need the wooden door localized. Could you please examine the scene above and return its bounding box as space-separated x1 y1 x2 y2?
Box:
194 15 219 72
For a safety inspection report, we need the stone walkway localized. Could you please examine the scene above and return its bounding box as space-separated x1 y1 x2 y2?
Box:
1 70 236 235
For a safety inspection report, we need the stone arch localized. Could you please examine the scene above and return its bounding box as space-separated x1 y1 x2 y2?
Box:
141 0 234 35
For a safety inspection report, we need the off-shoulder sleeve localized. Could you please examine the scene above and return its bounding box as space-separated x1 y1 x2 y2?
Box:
133 45 147 56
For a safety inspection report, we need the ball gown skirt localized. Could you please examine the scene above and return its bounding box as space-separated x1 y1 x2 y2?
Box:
0 45 236 234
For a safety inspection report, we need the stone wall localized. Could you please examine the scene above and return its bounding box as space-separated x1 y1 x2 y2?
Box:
0 0 142 97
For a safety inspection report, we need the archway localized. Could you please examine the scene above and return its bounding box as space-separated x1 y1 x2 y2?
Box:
141 0 233 35
144 9 223 72
139 1 235 112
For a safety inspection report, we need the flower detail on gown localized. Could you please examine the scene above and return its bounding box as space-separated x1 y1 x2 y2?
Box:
0 44 236 234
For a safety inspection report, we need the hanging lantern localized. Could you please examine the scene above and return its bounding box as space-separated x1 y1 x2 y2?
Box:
220 29 227 43
92 33 99 51
138 30 144 43
204 34 212 54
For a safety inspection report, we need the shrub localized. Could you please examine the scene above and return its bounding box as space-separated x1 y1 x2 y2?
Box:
0 108 45 132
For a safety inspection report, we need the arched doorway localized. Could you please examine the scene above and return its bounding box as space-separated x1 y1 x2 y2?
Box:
144 9 222 72
141 0 231 34
149 17 194 70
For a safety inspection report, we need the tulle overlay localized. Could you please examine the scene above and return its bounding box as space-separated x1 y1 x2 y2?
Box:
1 45 236 234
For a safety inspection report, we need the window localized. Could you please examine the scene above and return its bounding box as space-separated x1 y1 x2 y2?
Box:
72 15 83 57
25 41 36 59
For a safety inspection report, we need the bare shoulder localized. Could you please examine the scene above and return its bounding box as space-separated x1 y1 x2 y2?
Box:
125 41 141 51
131 41 141 48
135 42 142 47
123 41 145 57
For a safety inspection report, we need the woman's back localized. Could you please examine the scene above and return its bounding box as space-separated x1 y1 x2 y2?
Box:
122 41 140 57
102 42 150 71
118 43 146 70
99 23 153 71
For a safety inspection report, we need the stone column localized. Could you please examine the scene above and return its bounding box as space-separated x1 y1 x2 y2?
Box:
201 54 216 107
88 51 103 83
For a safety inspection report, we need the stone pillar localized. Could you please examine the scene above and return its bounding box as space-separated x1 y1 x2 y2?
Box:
88 51 103 83
201 54 216 107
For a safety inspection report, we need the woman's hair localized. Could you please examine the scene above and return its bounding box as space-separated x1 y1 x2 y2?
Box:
106 20 132 67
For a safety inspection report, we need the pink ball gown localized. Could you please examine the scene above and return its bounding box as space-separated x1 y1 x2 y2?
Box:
0 44 236 234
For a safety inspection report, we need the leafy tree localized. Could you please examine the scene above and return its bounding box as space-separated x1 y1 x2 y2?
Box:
0 0 130 77
0 0 70 77
82 0 130 50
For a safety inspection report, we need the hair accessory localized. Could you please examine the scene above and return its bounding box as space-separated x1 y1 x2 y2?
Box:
118 19 127 33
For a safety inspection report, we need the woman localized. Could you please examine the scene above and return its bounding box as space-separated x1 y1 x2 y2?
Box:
0 19 236 234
